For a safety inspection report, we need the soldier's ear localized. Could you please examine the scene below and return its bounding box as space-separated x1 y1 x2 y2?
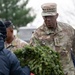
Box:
10 28 13 33
56 13 58 18
42 16 46 21
42 16 44 19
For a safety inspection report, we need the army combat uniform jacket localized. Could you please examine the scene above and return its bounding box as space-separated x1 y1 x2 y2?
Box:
30 22 75 75
5 36 28 51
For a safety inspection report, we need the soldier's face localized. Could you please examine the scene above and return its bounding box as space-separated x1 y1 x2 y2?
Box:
43 13 58 29
6 27 13 39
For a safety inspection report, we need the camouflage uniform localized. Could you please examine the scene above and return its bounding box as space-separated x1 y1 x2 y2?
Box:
5 36 28 51
30 22 75 75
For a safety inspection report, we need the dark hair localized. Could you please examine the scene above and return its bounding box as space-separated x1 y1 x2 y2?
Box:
4 20 13 28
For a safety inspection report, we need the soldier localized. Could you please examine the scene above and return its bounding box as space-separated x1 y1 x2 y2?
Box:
4 21 28 51
30 3 75 75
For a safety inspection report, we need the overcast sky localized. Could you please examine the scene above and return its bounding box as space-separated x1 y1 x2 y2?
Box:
26 0 75 28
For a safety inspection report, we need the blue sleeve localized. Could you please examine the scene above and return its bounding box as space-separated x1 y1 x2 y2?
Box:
8 52 30 75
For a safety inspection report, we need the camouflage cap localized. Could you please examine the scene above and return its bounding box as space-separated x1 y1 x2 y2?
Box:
41 3 57 16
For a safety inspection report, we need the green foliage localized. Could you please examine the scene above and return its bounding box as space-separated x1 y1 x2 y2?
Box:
14 45 64 75
0 0 36 28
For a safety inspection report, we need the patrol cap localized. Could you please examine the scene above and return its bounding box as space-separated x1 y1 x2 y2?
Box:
0 20 7 40
41 3 57 16
4 20 13 28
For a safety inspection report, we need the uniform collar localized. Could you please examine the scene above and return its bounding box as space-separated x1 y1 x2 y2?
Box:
41 22 62 35
5 36 17 49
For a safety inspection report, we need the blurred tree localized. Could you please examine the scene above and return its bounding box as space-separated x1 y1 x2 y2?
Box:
0 0 36 28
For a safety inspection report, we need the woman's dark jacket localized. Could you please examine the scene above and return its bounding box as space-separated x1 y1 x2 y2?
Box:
0 37 30 75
